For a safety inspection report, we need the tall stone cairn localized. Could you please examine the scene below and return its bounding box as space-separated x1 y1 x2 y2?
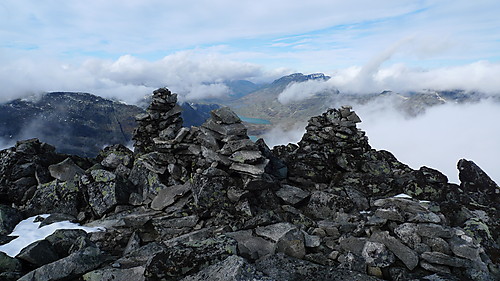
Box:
132 88 183 154
274 106 371 186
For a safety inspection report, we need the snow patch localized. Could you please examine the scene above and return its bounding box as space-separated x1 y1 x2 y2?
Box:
0 215 104 257
394 193 412 199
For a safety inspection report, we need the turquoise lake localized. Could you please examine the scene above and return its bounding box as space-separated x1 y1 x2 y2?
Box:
239 116 271 124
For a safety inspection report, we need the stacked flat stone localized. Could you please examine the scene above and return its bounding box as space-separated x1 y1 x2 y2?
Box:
198 107 268 179
278 106 370 186
132 88 182 154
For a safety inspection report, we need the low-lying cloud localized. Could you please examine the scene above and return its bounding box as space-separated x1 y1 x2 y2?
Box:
0 52 286 104
278 60 500 104
265 99 500 185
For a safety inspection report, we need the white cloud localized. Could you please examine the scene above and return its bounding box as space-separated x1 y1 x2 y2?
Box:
262 123 306 148
265 99 500 185
276 58 500 104
0 51 282 104
357 100 500 184
278 79 336 104
333 60 500 95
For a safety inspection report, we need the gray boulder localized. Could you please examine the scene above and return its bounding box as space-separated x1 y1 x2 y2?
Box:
16 240 59 267
18 246 105 281
48 158 85 182
181 255 273 281
0 205 22 235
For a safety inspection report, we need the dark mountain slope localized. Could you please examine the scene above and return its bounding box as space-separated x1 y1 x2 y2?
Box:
0 92 143 157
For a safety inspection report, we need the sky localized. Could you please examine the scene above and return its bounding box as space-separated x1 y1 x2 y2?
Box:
1 0 500 102
1 1 500 183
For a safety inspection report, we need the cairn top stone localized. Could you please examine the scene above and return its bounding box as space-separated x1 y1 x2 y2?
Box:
210 107 242 124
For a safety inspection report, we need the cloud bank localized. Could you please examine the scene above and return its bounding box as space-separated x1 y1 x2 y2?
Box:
0 52 288 104
265 99 500 185
278 60 500 104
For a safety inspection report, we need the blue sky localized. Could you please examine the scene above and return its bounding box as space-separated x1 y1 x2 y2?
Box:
1 0 500 102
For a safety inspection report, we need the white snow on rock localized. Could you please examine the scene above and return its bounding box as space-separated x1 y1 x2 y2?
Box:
0 214 104 257
393 193 412 199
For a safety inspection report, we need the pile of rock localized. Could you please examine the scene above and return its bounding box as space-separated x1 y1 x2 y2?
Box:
0 88 498 281
275 106 370 186
133 88 183 154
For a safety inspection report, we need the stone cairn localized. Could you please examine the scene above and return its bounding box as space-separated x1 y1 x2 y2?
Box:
133 88 183 154
129 89 272 218
0 88 498 281
275 106 370 186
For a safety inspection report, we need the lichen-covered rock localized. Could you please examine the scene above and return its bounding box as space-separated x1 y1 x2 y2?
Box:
370 231 419 270
144 235 238 280
361 241 395 268
83 266 146 281
18 246 105 281
16 240 58 267
0 205 22 235
86 169 135 217
45 229 89 257
0 251 22 273
48 157 85 182
181 255 273 281
275 185 310 205
24 179 84 217
255 253 380 281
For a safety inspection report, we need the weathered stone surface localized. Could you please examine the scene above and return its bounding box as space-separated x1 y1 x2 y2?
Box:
420 251 467 268
374 207 404 222
420 261 451 274
276 228 306 259
210 107 242 124
221 139 257 156
230 162 267 176
362 241 395 268
38 213 76 227
45 229 88 257
181 255 273 281
303 232 321 248
87 171 134 217
144 236 237 280
24 179 83 216
448 236 481 261
255 253 380 281
18 246 105 281
16 240 59 266
255 223 296 243
275 185 310 205
339 236 367 256
48 158 85 182
229 150 264 164
0 251 21 273
306 191 352 219
422 237 451 255
371 231 419 270
394 223 421 249
226 230 275 260
83 266 146 281
151 184 191 210
416 223 453 239
0 205 22 235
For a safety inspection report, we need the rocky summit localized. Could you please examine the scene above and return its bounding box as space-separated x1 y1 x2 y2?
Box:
0 88 498 281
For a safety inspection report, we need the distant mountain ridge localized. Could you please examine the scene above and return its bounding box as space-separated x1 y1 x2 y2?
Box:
0 72 496 155
0 92 221 157
0 92 143 157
